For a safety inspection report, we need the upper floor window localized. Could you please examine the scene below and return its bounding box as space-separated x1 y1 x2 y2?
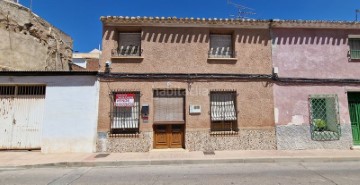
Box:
349 37 360 60
209 34 235 58
113 33 142 57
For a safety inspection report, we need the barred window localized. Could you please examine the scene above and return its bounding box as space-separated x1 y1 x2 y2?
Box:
111 92 140 134
0 85 45 96
309 94 340 141
0 86 16 95
210 91 238 132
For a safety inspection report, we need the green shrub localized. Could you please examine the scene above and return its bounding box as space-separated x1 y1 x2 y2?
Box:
314 119 327 131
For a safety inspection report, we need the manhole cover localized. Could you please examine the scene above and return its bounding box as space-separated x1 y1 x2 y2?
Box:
94 154 110 158
203 151 215 155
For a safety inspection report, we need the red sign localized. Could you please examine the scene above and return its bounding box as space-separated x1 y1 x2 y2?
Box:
115 94 135 107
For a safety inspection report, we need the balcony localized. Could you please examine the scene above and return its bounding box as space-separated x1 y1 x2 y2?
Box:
350 50 360 60
207 50 237 62
111 46 144 60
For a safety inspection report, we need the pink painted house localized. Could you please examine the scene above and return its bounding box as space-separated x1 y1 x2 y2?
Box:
272 20 360 149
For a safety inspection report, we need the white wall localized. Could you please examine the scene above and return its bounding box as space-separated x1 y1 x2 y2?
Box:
0 75 99 153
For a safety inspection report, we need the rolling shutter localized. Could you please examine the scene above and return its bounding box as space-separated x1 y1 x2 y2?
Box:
154 90 185 123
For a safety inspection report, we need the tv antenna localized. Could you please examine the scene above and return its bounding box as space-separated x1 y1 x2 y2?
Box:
30 0 33 11
227 0 256 19
356 9 360 21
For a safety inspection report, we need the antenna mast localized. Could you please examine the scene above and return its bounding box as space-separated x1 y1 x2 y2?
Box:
227 0 256 19
356 9 360 21
30 0 33 11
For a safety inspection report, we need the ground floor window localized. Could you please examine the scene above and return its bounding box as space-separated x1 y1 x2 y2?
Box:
210 91 238 132
309 94 341 140
0 85 46 96
111 91 140 134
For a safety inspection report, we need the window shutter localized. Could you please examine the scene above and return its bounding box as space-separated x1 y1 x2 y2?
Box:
119 33 141 56
210 35 233 58
154 91 184 123
211 92 237 121
349 39 360 59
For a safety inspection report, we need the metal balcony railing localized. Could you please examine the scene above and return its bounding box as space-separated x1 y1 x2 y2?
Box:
112 45 142 57
208 50 237 59
350 50 360 59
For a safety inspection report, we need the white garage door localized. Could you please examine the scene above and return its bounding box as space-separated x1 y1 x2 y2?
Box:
0 85 46 149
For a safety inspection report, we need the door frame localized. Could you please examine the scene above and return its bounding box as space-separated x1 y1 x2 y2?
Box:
347 91 360 145
153 124 185 149
152 89 186 149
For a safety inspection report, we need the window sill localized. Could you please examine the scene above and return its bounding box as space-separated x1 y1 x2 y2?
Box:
108 133 140 138
207 57 237 61
111 56 144 60
350 58 360 62
210 130 239 136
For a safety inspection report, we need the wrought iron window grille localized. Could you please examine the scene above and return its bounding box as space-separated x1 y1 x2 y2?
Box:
210 91 238 132
110 91 141 134
309 94 341 141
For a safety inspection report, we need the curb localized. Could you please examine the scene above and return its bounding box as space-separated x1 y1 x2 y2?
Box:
1 157 360 169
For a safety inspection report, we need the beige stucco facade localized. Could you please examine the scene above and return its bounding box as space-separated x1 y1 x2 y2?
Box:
97 17 276 152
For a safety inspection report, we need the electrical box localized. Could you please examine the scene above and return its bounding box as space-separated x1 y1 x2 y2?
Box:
190 105 201 114
141 104 149 120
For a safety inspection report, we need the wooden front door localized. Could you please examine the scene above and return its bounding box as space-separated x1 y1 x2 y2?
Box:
154 124 184 149
348 93 360 145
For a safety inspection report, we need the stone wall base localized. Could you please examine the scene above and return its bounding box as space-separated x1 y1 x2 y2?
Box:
186 128 277 151
96 132 153 153
97 128 277 153
276 124 353 150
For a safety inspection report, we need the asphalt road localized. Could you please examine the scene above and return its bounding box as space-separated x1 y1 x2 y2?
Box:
1 162 360 185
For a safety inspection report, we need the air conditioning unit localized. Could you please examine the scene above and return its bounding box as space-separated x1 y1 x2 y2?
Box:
190 105 201 114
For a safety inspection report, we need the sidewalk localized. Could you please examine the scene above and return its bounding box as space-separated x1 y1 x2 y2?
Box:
1 149 360 168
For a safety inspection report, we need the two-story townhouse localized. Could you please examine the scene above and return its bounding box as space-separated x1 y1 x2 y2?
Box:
97 16 276 152
272 20 360 150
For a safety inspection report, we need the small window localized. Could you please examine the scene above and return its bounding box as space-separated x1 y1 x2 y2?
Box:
114 33 142 57
210 91 238 132
209 34 235 58
0 86 16 96
111 92 140 134
0 85 45 96
17 85 46 95
309 94 340 141
349 38 360 59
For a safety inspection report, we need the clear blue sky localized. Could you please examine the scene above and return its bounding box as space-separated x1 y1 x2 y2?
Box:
19 0 360 52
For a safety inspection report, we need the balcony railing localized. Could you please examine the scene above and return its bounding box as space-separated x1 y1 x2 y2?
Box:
112 45 143 57
351 50 360 60
208 50 237 59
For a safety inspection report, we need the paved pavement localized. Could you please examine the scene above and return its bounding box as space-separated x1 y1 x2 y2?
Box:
1 162 360 184
1 149 360 168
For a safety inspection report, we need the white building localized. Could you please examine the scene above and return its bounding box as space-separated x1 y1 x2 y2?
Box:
0 71 99 153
